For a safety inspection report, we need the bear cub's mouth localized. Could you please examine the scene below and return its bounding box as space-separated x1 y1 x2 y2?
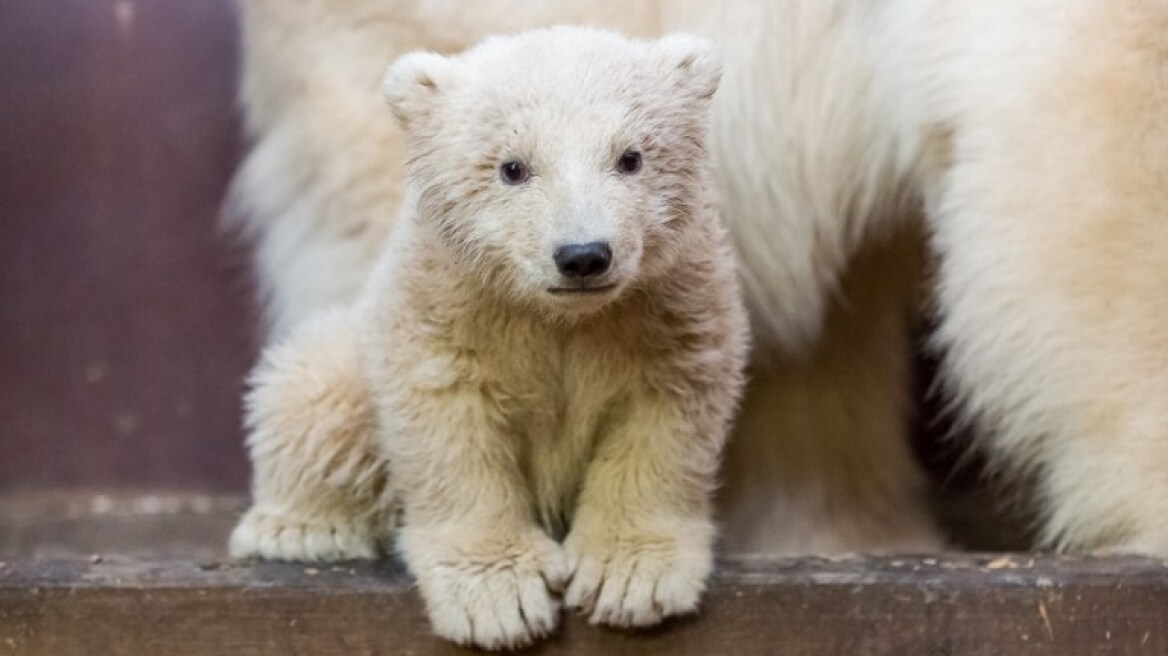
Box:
547 284 617 296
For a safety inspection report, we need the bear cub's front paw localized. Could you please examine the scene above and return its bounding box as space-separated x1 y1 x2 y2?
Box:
563 525 712 628
229 507 382 561
406 527 569 651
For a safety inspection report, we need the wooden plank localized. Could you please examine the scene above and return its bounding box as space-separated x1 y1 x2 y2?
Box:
1 554 1166 655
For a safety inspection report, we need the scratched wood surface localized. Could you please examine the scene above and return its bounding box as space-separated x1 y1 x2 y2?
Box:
0 493 1157 656
2 554 1167 656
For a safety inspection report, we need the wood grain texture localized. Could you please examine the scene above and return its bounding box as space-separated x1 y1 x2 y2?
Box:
2 555 1167 655
0 0 254 492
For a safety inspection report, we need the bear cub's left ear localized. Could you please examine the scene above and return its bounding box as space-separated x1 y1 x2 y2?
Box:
382 50 453 129
652 33 722 102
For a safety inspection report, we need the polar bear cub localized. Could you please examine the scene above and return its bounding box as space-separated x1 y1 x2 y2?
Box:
231 26 748 649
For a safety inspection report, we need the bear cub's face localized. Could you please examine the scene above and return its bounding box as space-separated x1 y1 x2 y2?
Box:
384 27 721 317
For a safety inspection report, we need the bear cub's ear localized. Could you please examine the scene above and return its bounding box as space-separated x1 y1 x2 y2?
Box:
652 33 722 102
382 51 453 128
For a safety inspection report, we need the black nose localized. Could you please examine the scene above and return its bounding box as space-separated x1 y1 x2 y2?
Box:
553 242 612 278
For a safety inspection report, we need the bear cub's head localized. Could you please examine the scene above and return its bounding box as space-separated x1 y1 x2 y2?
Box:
384 26 721 317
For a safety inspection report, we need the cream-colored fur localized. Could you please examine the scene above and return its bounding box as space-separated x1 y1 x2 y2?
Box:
229 307 391 561
236 27 749 649
916 1 1168 552
229 0 1168 564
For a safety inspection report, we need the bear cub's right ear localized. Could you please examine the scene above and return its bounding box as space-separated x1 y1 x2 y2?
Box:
652 33 722 103
382 51 453 129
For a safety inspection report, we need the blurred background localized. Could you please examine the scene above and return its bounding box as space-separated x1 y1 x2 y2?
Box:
0 0 1019 558
0 0 255 556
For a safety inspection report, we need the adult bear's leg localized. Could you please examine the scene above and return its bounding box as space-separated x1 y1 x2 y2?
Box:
698 0 944 554
927 1 1168 552
718 226 944 555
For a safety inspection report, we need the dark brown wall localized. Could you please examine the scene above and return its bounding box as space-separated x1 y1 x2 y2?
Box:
0 0 254 492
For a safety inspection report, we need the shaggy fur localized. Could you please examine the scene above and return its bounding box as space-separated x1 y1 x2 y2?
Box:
229 0 1168 563
234 28 749 649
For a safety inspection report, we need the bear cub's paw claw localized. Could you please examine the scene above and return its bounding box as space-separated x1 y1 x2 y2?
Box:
229 508 381 562
412 529 568 650
563 530 709 629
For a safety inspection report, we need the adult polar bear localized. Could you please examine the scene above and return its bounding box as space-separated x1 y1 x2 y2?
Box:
231 0 1168 556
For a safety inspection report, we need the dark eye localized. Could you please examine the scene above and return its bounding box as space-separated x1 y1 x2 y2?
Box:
500 160 530 185
617 149 642 174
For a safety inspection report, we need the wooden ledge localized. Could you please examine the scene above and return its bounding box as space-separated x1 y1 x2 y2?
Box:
3 554 1168 655
2 493 1165 654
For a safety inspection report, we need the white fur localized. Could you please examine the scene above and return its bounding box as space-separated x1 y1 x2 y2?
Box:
916 1 1168 551
228 0 1168 565
229 307 392 561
